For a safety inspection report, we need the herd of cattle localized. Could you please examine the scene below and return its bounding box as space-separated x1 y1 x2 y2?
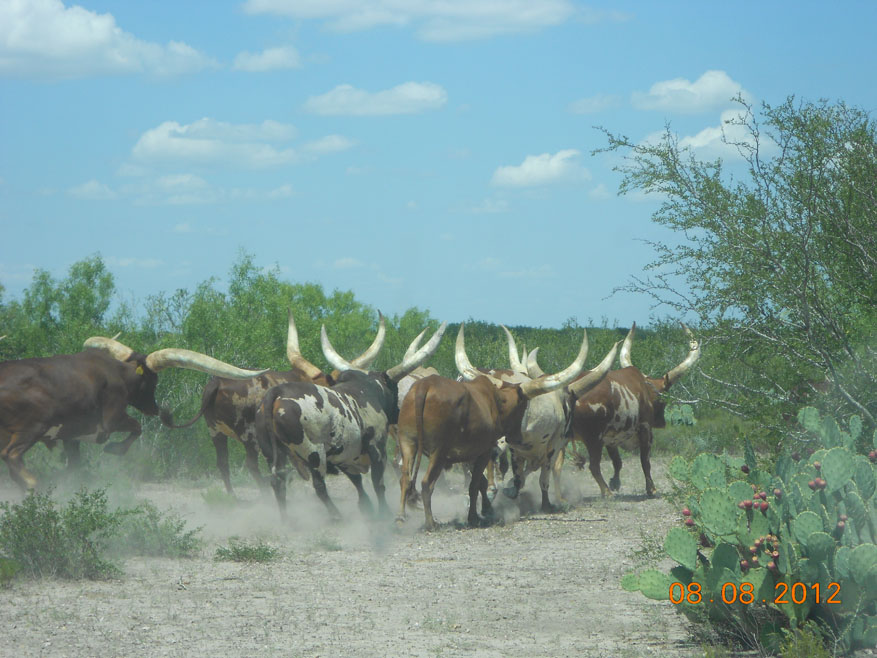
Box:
0 315 700 529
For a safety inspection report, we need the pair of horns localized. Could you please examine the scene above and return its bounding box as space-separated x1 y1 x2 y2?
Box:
457 324 615 398
501 325 619 398
619 322 701 384
322 322 448 382
287 309 386 378
83 337 267 379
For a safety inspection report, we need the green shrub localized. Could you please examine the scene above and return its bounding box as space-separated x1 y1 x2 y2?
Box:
112 501 202 558
214 536 279 563
0 488 202 581
624 407 877 654
0 489 123 579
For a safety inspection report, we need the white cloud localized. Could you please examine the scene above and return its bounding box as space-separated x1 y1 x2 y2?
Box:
333 257 363 269
173 222 193 233
105 256 164 269
268 184 294 198
678 108 771 159
0 0 215 78
304 82 447 116
242 0 576 41
568 93 621 114
131 118 297 168
233 46 301 71
632 70 751 114
491 149 590 187
68 179 116 200
588 183 610 199
302 134 356 155
468 198 509 214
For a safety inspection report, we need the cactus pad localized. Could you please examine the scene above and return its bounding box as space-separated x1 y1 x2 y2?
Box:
700 488 739 537
849 543 877 587
821 447 853 493
668 456 690 482
664 527 697 571
793 511 824 545
637 569 671 600
806 531 835 562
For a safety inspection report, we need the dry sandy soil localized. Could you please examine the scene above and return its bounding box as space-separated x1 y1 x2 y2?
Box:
0 457 701 658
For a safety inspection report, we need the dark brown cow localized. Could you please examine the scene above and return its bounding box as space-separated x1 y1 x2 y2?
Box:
550 323 701 497
255 323 447 520
395 324 601 530
0 337 266 491
165 310 385 494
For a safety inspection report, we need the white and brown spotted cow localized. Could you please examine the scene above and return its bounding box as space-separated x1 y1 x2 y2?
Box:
255 323 447 520
547 323 701 497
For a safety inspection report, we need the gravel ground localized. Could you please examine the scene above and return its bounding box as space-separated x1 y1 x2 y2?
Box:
1 456 701 657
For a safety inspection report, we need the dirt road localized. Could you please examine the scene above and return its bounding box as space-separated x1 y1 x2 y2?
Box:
1 459 698 657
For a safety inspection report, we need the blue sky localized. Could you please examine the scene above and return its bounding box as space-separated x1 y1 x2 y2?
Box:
2 1 876 328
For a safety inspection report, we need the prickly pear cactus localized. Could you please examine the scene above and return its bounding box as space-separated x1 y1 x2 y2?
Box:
623 407 877 652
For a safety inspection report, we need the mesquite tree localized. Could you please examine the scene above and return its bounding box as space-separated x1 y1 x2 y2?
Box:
599 97 876 427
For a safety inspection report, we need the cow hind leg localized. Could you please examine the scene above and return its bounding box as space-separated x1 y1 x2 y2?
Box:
342 469 374 517
607 445 623 492
210 432 236 495
503 449 526 499
243 440 269 493
102 414 142 456
638 426 657 496
539 462 562 513
1 432 42 491
268 452 289 520
586 437 612 497
551 448 569 506
311 469 343 521
468 452 492 527
421 452 445 531
367 441 390 517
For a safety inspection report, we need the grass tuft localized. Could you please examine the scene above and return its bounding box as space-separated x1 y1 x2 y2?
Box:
214 537 280 563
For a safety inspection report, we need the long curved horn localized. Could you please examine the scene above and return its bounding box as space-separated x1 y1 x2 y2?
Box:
403 327 429 361
145 349 268 378
526 348 545 378
501 325 527 375
619 322 636 368
385 323 447 381
456 324 500 385
287 309 324 380
84 336 134 361
568 341 621 397
665 323 701 384
320 325 366 373
349 312 386 368
519 330 589 398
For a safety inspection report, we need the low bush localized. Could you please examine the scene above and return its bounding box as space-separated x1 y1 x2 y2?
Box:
0 488 202 581
214 537 279 563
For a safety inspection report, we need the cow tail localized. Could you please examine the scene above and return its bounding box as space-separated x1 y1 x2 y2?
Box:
410 382 429 487
160 379 217 429
256 388 281 476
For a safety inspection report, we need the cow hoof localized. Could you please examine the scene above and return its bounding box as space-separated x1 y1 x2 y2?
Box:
487 487 497 502
542 502 566 514
103 442 129 456
609 478 621 491
502 485 519 499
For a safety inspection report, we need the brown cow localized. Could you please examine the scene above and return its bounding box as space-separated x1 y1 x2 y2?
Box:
165 310 385 494
0 337 266 490
547 323 701 497
396 324 608 530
